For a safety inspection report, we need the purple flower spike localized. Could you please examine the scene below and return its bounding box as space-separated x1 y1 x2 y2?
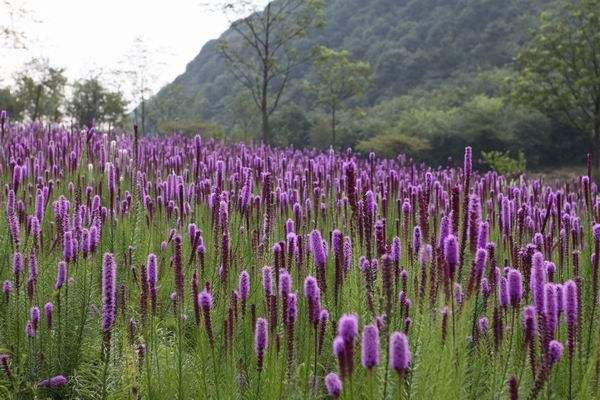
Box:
530 252 546 311
464 146 472 177
262 266 273 297
499 277 509 308
30 306 40 331
389 331 411 376
239 270 250 302
55 261 67 290
304 276 321 325
338 314 358 345
444 234 459 278
44 302 54 330
507 268 523 308
547 340 563 364
101 253 117 333
361 324 380 370
25 320 35 337
478 317 489 334
310 229 327 268
146 253 158 314
325 372 343 398
38 375 68 388
544 283 558 339
255 317 268 372
564 280 578 357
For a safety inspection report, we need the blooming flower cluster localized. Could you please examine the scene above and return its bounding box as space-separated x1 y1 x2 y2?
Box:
0 117 596 399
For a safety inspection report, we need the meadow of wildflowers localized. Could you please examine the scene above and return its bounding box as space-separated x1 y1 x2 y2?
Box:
0 110 599 399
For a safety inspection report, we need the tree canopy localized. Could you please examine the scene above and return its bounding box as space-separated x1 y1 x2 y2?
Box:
512 0 600 162
305 45 371 147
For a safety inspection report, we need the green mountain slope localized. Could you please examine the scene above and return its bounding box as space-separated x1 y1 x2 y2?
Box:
145 0 554 134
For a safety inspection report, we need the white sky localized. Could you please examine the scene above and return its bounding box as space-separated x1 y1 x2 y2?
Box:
1 0 268 100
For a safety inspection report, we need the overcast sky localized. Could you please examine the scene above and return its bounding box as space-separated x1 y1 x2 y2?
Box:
1 0 267 97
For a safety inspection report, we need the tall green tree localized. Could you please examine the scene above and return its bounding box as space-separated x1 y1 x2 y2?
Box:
305 46 371 147
102 91 128 133
69 78 127 130
217 0 324 144
0 87 23 120
229 91 260 142
512 0 600 163
69 78 106 128
15 59 67 122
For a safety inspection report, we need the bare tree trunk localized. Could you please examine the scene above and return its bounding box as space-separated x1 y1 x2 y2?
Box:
331 106 337 148
32 84 42 121
261 64 268 144
261 104 269 144
141 96 146 136
594 123 600 171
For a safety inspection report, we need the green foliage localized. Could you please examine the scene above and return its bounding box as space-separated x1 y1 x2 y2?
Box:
216 0 325 143
14 59 67 122
512 0 600 146
69 78 128 130
481 150 527 175
0 87 23 121
157 118 225 138
270 104 312 147
355 70 554 166
103 92 129 132
356 132 432 159
305 45 371 147
147 0 551 135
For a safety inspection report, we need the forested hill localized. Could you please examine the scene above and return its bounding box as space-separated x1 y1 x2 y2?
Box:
142 0 585 169
147 0 551 125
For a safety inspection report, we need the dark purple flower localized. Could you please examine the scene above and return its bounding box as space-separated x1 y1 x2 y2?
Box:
172 235 184 303
255 317 268 372
547 340 563 364
279 270 291 297
361 324 380 370
12 252 23 287
530 252 546 311
478 317 489 334
389 331 411 376
239 270 250 302
199 290 213 309
101 253 117 333
25 320 35 337
333 335 346 372
325 372 342 398
3 280 12 301
444 234 459 278
55 261 67 290
30 306 40 331
304 276 321 325
507 268 523 308
499 277 509 308
464 146 472 177
478 222 490 250
146 253 157 314
262 266 273 297
480 278 491 297
45 302 54 330
38 375 68 388
544 283 558 339
338 314 358 345
564 280 578 357
310 229 327 268
287 292 298 325
199 289 214 346
508 376 518 400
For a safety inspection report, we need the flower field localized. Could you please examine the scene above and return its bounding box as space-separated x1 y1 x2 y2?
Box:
0 112 599 399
